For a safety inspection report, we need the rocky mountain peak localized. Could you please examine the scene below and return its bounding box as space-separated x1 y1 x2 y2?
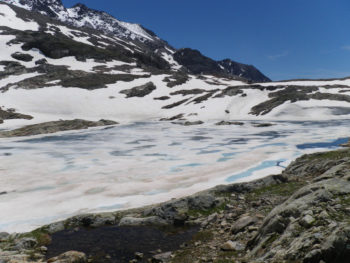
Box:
218 59 271 82
174 48 271 82
1 0 271 82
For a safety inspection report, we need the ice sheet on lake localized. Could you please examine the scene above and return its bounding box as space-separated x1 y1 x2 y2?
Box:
0 120 349 232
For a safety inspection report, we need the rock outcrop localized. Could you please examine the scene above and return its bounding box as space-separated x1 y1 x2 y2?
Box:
0 119 118 137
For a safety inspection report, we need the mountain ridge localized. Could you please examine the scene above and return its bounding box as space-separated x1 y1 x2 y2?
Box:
1 0 350 129
1 0 271 82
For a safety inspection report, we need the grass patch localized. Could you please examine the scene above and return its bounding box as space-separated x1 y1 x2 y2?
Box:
172 249 196 263
23 228 51 247
187 202 227 217
251 181 306 198
192 231 214 243
305 149 350 161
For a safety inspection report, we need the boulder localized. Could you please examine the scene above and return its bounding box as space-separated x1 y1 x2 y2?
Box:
14 237 38 250
231 215 257 234
151 252 172 263
0 232 9 241
221 241 245 251
300 215 315 228
47 251 87 263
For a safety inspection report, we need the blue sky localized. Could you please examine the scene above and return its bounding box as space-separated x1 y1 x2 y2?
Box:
61 0 350 81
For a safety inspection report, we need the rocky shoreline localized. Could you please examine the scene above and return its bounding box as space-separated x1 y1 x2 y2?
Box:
0 119 118 138
0 148 349 262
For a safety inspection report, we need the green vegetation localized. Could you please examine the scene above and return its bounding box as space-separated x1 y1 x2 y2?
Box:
305 149 350 161
23 228 51 247
192 231 214 243
251 181 306 197
187 201 228 217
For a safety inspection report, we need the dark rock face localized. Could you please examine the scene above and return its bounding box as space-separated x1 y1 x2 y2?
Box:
35 58 48 65
153 96 170 101
120 82 156 98
172 120 204 126
22 0 66 19
173 48 223 75
218 59 271 82
0 107 33 121
173 48 271 82
162 98 191 109
163 73 189 88
11 52 33 62
215 121 244 126
0 60 32 78
250 85 350 115
0 62 150 91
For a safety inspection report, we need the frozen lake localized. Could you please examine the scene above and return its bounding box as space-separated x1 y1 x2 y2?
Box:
0 120 349 233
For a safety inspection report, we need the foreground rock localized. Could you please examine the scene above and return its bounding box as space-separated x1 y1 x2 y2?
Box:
0 149 349 262
0 119 118 138
47 251 87 263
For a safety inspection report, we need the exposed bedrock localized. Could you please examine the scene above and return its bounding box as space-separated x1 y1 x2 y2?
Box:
0 119 118 137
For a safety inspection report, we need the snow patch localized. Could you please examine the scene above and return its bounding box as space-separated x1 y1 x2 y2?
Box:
0 4 39 31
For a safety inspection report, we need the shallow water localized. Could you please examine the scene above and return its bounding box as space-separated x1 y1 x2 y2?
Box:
0 120 349 232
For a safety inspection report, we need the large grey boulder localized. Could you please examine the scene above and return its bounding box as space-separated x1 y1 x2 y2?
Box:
231 215 258 234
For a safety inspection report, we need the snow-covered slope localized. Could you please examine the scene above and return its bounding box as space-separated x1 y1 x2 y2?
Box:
3 0 159 43
1 1 350 130
1 0 271 82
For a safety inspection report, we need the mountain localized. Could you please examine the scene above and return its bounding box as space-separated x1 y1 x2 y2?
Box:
1 0 270 82
4 0 163 44
1 0 350 130
173 48 270 82
218 58 271 83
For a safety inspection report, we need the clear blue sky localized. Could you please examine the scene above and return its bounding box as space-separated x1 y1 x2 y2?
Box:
61 0 350 81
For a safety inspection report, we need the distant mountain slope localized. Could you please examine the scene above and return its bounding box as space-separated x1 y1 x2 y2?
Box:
2 1 350 129
1 0 270 82
4 0 161 43
174 48 271 82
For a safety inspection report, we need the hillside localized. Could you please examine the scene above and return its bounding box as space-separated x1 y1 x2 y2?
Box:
1 1 350 134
